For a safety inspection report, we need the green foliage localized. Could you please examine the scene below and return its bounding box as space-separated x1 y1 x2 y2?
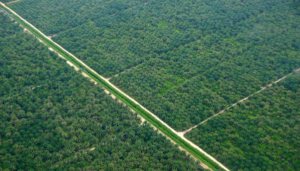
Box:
4 0 300 169
7 0 300 132
9 0 300 78
281 71 300 92
1 4 224 169
186 75 300 170
109 0 300 131
0 13 205 170
1 0 12 3
0 15 61 99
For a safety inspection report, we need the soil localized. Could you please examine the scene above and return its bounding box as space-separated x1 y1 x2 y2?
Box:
2 3 229 170
49 47 65 59
24 27 65 60
157 128 212 170
275 76 287 83
181 68 300 135
7 2 300 169
239 97 248 103
23 28 44 44
46 34 57 40
137 115 146 125
178 124 198 137
81 72 97 85
104 89 115 99
6 0 22 4
66 61 79 71
65 60 218 171
106 68 130 81
5 85 42 100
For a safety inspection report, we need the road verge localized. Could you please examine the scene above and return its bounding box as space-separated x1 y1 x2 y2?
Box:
0 3 229 171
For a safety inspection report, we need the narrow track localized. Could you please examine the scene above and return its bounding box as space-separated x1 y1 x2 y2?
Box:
0 3 229 171
6 0 22 4
3 85 43 100
179 68 300 136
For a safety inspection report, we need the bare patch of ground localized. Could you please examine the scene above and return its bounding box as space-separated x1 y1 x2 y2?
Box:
2 3 228 169
79 72 126 105
47 34 57 39
66 61 79 71
178 124 199 137
23 28 45 44
106 69 129 81
65 62 213 170
61 58 224 171
156 128 212 170
48 47 65 59
180 68 300 135
104 89 115 99
4 85 43 100
137 115 146 125
23 27 65 60
6 0 22 4
81 72 97 85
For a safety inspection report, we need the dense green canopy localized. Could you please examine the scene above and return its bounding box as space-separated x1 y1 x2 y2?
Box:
7 0 300 131
110 0 300 130
0 13 204 171
9 0 300 131
186 72 300 170
4 0 300 170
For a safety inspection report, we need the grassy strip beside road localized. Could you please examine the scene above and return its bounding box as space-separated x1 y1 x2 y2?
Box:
83 71 223 171
0 3 227 171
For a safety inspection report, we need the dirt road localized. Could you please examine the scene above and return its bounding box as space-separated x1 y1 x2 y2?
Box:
106 66 133 81
0 3 229 170
179 68 300 136
4 85 43 100
6 0 22 4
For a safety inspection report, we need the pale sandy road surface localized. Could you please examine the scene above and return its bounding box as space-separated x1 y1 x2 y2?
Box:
0 3 230 170
3 85 43 100
6 0 22 4
67 65 213 169
106 66 132 81
179 68 300 135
